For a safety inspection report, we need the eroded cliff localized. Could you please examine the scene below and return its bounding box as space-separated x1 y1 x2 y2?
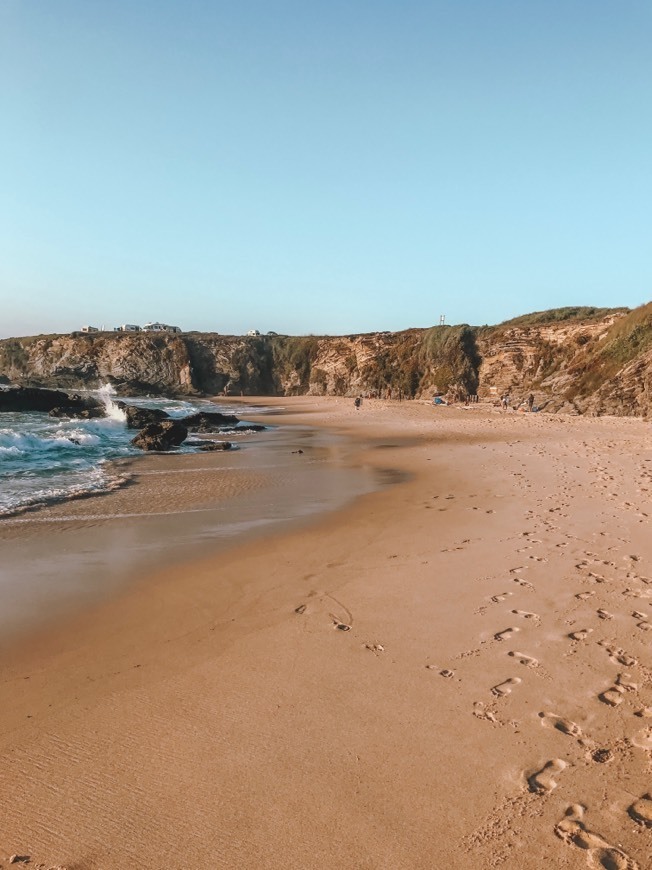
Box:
2 304 651 416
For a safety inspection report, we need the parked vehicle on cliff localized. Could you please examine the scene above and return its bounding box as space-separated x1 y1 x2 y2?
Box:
80 325 99 333
114 324 141 332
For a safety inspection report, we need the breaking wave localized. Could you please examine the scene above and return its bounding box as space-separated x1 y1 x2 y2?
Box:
0 387 249 516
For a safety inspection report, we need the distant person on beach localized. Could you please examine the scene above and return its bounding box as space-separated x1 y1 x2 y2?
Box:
527 393 534 412
354 396 362 410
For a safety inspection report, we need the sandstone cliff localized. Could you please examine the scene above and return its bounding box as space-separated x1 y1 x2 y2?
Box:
2 304 651 416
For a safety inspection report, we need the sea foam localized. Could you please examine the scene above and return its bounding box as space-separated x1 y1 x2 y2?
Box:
0 387 250 516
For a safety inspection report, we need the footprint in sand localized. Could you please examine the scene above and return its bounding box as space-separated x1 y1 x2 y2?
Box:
527 759 566 794
327 595 354 632
599 686 625 707
491 677 521 697
636 621 652 631
508 651 538 668
631 727 652 750
511 609 540 622
598 642 637 667
555 804 639 869
512 577 535 590
615 673 638 692
597 609 613 620
495 627 520 642
491 592 513 603
576 591 595 600
628 793 652 828
569 628 593 641
539 711 583 738
472 701 497 723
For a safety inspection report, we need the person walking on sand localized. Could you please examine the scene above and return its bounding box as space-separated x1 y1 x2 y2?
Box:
354 396 362 410
527 393 534 412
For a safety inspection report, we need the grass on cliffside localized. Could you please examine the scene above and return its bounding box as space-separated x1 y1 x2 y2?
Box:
357 325 480 398
565 303 652 398
270 336 321 393
498 306 627 328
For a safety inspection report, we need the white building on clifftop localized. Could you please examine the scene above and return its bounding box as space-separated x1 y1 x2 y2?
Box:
143 322 182 333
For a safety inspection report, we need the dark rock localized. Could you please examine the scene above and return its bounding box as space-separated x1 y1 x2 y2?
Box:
235 423 265 432
118 403 170 429
0 387 104 416
131 421 188 451
179 411 241 432
49 404 105 419
185 439 233 451
591 748 614 764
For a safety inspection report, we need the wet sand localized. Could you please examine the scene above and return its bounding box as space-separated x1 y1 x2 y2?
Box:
1 397 651 869
0 420 380 639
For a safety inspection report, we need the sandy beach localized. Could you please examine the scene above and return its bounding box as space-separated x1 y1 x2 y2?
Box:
1 397 651 869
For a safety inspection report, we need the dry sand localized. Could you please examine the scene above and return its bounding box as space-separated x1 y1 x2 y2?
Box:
1 397 651 869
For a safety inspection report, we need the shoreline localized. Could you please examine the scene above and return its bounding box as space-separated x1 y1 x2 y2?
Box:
1 398 651 868
0 405 386 641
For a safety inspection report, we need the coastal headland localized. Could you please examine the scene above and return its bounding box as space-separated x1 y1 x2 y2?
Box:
1 397 651 868
2 303 652 417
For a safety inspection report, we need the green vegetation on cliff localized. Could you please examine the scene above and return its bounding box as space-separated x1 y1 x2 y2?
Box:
355 325 480 398
499 306 627 328
565 303 652 399
270 336 321 393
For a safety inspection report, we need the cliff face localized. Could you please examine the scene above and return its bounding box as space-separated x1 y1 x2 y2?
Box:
2 304 651 416
0 333 195 395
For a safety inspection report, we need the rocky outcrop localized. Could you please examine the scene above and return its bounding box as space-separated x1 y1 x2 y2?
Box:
185 439 233 451
0 387 104 416
118 404 170 430
179 411 240 431
0 333 194 396
3 303 652 416
131 421 188 451
581 349 652 418
49 404 105 419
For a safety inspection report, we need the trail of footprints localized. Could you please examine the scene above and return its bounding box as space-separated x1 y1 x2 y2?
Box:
555 804 640 870
298 454 652 865
459 539 652 866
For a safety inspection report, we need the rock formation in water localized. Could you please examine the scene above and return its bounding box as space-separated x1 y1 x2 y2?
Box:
131 421 188 452
1 303 651 416
0 386 104 417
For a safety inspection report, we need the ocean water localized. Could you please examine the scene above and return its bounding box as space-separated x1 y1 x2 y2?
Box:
0 385 257 516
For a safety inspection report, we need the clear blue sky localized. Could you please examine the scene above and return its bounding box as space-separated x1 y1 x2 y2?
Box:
1 0 650 338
